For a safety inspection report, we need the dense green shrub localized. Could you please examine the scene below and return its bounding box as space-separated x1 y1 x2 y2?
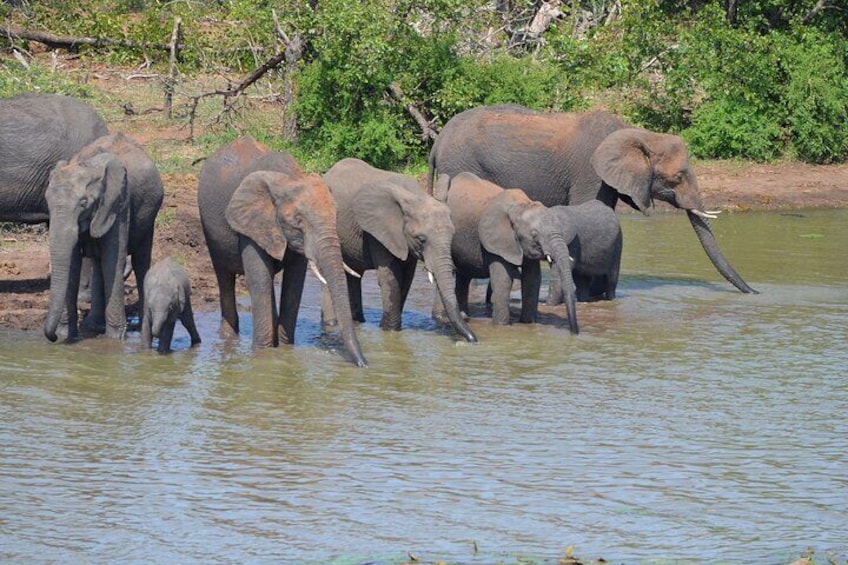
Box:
779 30 848 164
2 0 846 165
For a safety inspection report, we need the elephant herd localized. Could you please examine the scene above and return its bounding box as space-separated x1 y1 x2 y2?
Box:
1 94 757 367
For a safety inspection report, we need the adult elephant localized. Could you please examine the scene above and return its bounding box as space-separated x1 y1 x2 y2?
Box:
428 104 756 295
0 93 108 223
43 133 164 342
322 158 477 343
197 137 368 367
443 172 581 333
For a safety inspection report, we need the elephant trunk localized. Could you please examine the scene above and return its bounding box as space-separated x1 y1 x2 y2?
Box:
549 239 579 335
316 237 369 367
687 211 758 294
425 252 478 343
44 224 80 342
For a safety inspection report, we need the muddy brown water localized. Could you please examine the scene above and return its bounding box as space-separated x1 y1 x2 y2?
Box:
2 209 846 564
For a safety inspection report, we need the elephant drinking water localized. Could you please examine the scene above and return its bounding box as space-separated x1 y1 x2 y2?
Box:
322 158 477 343
428 104 756 295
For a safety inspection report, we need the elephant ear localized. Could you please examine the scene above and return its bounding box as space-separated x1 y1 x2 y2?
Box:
590 128 653 213
90 154 129 238
353 181 413 261
479 189 528 266
225 171 288 260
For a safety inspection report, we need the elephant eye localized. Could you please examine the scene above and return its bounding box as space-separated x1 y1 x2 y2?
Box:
415 234 427 246
79 197 89 209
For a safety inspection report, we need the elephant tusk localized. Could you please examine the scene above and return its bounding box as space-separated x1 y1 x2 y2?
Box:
309 261 328 285
546 254 553 264
691 209 719 220
344 262 361 278
427 269 435 285
706 210 723 216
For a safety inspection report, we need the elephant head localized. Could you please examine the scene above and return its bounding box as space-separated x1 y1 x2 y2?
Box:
479 189 580 334
225 170 368 367
591 129 757 294
352 180 477 342
43 153 129 342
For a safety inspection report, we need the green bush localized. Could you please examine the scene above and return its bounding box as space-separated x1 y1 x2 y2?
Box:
780 30 848 164
684 96 783 161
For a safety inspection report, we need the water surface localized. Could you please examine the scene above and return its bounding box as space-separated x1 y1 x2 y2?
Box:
2 208 846 564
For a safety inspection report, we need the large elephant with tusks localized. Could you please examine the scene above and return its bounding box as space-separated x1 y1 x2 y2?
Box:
428 104 756 296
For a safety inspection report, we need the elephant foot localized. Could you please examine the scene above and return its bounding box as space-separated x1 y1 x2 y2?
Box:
105 325 127 340
79 317 105 337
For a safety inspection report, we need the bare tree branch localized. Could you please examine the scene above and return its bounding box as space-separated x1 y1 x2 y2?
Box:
187 49 288 139
0 26 182 53
386 82 439 141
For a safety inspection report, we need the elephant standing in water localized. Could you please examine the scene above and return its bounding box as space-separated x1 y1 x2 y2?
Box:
428 104 756 296
43 133 163 342
141 257 201 354
0 93 107 223
197 137 368 367
442 172 583 332
322 158 477 343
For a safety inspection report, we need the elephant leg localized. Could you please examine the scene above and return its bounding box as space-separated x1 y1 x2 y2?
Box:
82 258 106 336
278 252 308 346
62 251 83 342
103 257 128 340
131 234 155 328
348 274 365 323
398 258 418 313
488 258 516 325
455 272 472 318
241 240 278 347
181 303 202 347
215 269 240 335
141 308 153 348
156 322 175 354
79 257 94 303
375 255 406 331
606 250 622 300
519 259 541 324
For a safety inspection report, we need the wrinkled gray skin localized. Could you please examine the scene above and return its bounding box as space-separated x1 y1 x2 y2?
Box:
197 137 368 367
322 158 477 343
0 93 108 224
428 104 756 295
141 257 201 354
43 133 164 342
442 172 580 332
545 200 623 305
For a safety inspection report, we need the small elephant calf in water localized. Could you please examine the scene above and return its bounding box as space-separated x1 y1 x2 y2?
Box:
141 258 201 354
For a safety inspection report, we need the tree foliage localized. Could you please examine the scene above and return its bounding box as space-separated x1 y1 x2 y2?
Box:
1 0 846 167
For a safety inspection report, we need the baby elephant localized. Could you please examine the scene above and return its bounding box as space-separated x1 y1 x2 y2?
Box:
141 258 201 353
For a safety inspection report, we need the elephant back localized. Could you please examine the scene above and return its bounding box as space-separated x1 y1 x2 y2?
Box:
0 93 107 222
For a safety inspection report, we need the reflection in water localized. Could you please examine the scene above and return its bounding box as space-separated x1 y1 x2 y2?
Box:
1 209 847 563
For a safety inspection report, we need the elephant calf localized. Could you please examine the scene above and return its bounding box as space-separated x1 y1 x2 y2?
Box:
546 200 623 305
141 258 201 354
442 172 580 332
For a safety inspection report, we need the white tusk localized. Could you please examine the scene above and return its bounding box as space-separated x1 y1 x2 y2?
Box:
546 255 553 264
309 261 328 285
692 209 719 220
427 270 435 285
705 210 722 216
344 262 361 278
